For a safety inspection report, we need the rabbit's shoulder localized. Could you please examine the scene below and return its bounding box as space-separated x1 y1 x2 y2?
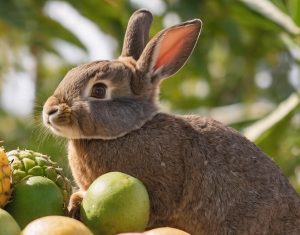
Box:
147 113 238 140
181 114 252 148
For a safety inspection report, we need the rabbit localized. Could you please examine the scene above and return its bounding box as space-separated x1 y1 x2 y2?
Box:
42 9 300 235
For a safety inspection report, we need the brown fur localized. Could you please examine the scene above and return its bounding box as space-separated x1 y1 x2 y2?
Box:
43 9 300 234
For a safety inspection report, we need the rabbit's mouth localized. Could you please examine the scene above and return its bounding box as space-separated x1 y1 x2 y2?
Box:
43 112 67 137
44 115 82 139
43 102 81 138
43 104 70 124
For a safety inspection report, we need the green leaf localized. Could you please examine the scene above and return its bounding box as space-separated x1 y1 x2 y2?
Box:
287 0 300 26
0 0 86 51
239 0 300 34
243 93 300 143
34 15 87 51
67 0 130 42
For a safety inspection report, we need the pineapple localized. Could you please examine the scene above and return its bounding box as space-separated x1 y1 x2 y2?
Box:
7 149 72 210
0 147 11 207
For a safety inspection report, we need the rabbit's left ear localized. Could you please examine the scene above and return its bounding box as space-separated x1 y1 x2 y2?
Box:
121 9 153 60
137 19 202 82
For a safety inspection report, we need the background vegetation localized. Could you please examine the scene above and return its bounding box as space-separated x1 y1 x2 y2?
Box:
1 0 300 191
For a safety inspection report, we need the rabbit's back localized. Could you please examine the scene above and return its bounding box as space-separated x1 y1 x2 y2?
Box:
180 115 300 234
69 113 300 234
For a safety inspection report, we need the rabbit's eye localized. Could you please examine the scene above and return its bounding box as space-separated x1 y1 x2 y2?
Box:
91 83 107 99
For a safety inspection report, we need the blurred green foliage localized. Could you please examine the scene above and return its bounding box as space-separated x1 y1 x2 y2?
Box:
1 0 300 191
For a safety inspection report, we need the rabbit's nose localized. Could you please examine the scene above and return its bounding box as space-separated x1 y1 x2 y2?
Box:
47 107 59 116
43 106 59 126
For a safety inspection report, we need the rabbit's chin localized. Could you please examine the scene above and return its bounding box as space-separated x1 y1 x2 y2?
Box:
48 125 82 139
48 124 131 140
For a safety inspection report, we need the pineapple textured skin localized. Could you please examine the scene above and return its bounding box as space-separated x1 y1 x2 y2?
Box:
7 149 72 210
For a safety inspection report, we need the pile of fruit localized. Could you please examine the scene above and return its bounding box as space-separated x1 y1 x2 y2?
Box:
0 147 190 235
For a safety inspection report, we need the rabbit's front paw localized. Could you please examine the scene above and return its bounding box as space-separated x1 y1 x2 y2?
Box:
68 190 86 219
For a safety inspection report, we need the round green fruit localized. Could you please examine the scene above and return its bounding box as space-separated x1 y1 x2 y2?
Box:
80 172 150 235
0 208 21 235
5 176 64 228
7 149 72 209
21 216 93 235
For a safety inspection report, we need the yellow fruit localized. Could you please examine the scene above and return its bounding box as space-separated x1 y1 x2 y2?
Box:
81 172 150 235
144 227 190 235
5 176 64 228
0 208 21 235
21 216 93 235
0 147 11 207
116 233 144 235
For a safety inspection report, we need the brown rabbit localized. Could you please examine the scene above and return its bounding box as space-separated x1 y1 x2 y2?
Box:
43 9 300 235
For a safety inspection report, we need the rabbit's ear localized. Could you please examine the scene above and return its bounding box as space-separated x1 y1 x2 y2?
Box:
137 19 202 81
120 9 153 60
